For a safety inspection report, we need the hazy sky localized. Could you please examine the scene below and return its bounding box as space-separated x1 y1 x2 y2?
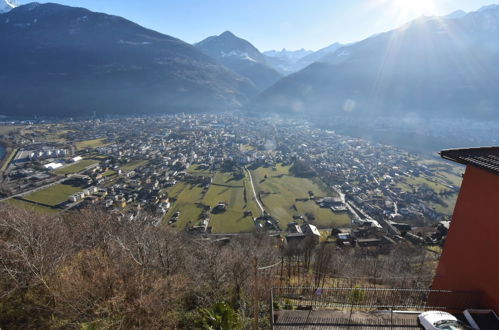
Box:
16 0 498 51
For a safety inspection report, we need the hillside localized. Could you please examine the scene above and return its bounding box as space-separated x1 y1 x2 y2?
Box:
0 3 257 118
250 6 499 120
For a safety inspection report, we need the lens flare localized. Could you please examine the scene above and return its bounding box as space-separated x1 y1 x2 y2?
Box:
371 0 439 25
392 0 437 15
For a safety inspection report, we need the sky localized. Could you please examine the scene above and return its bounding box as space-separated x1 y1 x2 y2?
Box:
15 0 498 51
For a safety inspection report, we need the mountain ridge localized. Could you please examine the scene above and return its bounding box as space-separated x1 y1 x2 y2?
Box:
195 31 282 91
0 3 257 118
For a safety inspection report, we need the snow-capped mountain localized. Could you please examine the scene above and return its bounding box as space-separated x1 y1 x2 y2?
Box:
263 48 313 75
195 31 282 90
263 48 313 61
264 42 348 74
0 0 16 13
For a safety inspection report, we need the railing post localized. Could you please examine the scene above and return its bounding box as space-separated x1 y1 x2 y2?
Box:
270 287 274 330
253 257 259 330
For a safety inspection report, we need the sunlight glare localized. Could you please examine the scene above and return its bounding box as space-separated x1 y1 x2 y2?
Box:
371 0 439 25
392 0 437 17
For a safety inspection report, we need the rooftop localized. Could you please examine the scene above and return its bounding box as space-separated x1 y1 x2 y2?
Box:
440 146 499 175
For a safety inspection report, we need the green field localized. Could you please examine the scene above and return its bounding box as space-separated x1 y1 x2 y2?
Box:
163 182 205 230
430 194 458 216
203 172 258 233
402 176 450 193
187 164 213 175
249 164 351 229
102 170 117 177
23 183 84 206
121 160 149 172
76 138 107 150
55 159 100 175
163 171 259 233
164 164 351 233
4 198 59 214
240 144 256 152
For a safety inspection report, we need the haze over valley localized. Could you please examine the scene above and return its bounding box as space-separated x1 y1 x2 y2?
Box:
1 2 499 328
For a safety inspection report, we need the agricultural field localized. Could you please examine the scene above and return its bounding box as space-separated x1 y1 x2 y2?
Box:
163 182 205 230
102 170 117 177
249 164 351 229
43 129 73 143
5 198 59 214
397 175 450 193
121 160 149 172
429 195 458 216
23 183 85 206
55 159 100 175
203 172 258 233
76 138 108 150
164 164 351 233
417 158 464 186
163 171 259 233
187 164 212 176
240 144 255 152
0 125 24 136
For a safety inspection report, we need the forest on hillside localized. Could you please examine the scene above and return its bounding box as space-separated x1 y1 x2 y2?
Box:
0 206 436 329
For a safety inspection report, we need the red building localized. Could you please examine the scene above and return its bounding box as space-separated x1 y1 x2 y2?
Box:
431 147 499 312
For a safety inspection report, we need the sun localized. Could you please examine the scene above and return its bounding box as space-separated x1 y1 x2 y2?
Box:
370 0 439 25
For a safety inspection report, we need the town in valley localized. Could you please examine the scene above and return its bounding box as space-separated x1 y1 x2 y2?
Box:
0 113 462 252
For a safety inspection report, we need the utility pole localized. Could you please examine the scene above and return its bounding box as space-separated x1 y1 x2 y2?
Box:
253 257 259 330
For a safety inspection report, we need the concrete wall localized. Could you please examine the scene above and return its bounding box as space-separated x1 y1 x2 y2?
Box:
431 165 499 312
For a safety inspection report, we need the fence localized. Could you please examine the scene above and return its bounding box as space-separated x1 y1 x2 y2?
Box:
270 287 483 328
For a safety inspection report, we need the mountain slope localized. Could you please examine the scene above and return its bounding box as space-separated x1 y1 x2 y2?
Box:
195 31 282 91
0 3 257 118
294 42 345 71
251 6 499 120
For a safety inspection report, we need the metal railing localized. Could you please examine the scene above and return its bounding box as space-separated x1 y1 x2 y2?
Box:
271 287 483 328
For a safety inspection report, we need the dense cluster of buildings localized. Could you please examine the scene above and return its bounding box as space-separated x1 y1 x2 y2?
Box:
0 114 461 246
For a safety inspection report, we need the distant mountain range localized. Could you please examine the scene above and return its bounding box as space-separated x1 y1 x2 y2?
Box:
195 31 282 91
263 48 313 75
263 43 348 75
2 2 499 121
0 3 256 118
251 5 499 120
